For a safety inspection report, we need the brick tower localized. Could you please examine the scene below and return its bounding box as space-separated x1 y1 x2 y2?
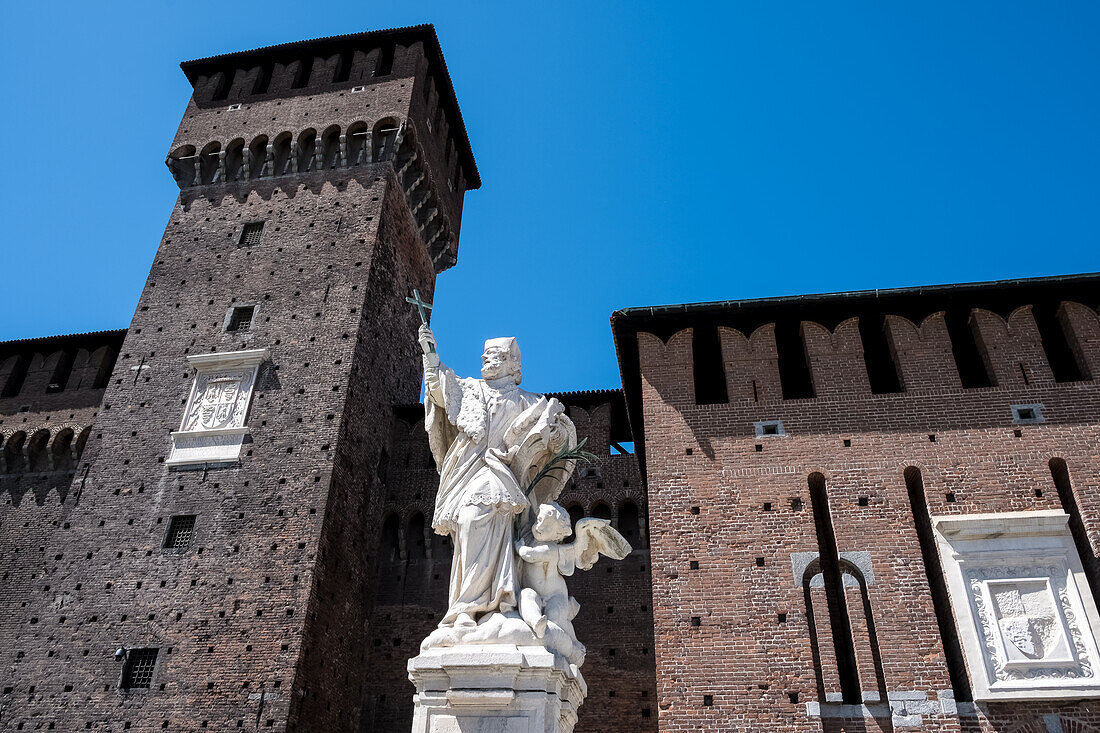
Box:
1 25 478 731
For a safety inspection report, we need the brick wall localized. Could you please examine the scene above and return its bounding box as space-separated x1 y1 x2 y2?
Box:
0 27 475 732
620 282 1100 732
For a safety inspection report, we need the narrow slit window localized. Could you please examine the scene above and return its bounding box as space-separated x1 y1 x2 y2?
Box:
164 515 196 551
120 648 159 689
239 222 264 247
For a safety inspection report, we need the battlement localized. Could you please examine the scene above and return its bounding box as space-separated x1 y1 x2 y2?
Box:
613 272 1100 474
0 329 123 406
166 25 478 272
0 329 121 486
177 25 477 186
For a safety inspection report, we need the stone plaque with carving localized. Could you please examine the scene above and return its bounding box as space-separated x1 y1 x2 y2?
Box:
934 510 1100 700
166 349 268 467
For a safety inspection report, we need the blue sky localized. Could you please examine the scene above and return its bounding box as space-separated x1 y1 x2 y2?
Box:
2 2 1098 391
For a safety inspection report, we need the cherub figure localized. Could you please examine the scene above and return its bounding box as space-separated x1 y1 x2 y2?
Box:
515 502 632 667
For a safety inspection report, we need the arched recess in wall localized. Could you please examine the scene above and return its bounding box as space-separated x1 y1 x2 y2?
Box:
247 135 268 179
379 512 400 565
591 501 613 522
224 138 245 182
296 129 317 173
52 428 75 471
4 431 27 473
26 430 50 472
74 426 91 464
198 142 221 185
407 511 427 561
88 346 114 389
321 125 342 169
798 555 888 706
618 500 643 549
372 118 400 162
167 145 197 188
272 132 293 176
347 121 369 165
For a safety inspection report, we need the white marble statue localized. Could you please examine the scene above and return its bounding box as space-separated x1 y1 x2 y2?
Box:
516 502 632 666
414 318 632 666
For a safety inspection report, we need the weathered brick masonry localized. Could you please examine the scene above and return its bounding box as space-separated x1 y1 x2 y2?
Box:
4 21 1100 733
612 274 1100 732
0 25 481 732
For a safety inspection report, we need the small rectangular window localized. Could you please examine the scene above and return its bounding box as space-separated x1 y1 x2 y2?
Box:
754 420 786 437
120 648 159 689
239 222 264 247
226 306 255 333
1011 403 1045 424
164 515 196 551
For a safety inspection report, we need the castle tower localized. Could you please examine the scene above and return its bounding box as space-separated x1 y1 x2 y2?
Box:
2 25 478 731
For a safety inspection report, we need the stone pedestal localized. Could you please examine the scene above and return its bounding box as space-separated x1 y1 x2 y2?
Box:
408 645 587 733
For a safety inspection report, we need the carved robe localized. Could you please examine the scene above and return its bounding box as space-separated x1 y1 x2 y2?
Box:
425 364 570 627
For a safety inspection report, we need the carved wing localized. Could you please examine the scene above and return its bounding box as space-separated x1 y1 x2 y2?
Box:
572 518 632 571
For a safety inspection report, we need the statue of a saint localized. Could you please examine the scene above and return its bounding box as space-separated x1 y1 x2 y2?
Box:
418 324 577 633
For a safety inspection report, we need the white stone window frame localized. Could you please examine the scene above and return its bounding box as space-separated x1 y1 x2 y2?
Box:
166 349 268 468
933 510 1100 700
1012 403 1046 424
754 420 786 438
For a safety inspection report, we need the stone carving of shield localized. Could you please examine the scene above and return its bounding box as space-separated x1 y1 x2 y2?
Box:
992 581 1061 661
195 376 244 430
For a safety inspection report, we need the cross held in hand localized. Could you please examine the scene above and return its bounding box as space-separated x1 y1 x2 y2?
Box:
406 289 433 325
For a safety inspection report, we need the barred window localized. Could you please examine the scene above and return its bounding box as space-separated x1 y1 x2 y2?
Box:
121 648 159 689
164 515 196 551
239 222 264 247
226 305 255 333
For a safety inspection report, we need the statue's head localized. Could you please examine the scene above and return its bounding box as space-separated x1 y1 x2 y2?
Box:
481 337 522 384
532 502 571 543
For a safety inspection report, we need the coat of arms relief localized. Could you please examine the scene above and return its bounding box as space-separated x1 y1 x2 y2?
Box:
934 511 1100 700
167 349 268 467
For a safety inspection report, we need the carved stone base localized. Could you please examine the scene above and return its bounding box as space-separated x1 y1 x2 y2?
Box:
408 645 587 733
